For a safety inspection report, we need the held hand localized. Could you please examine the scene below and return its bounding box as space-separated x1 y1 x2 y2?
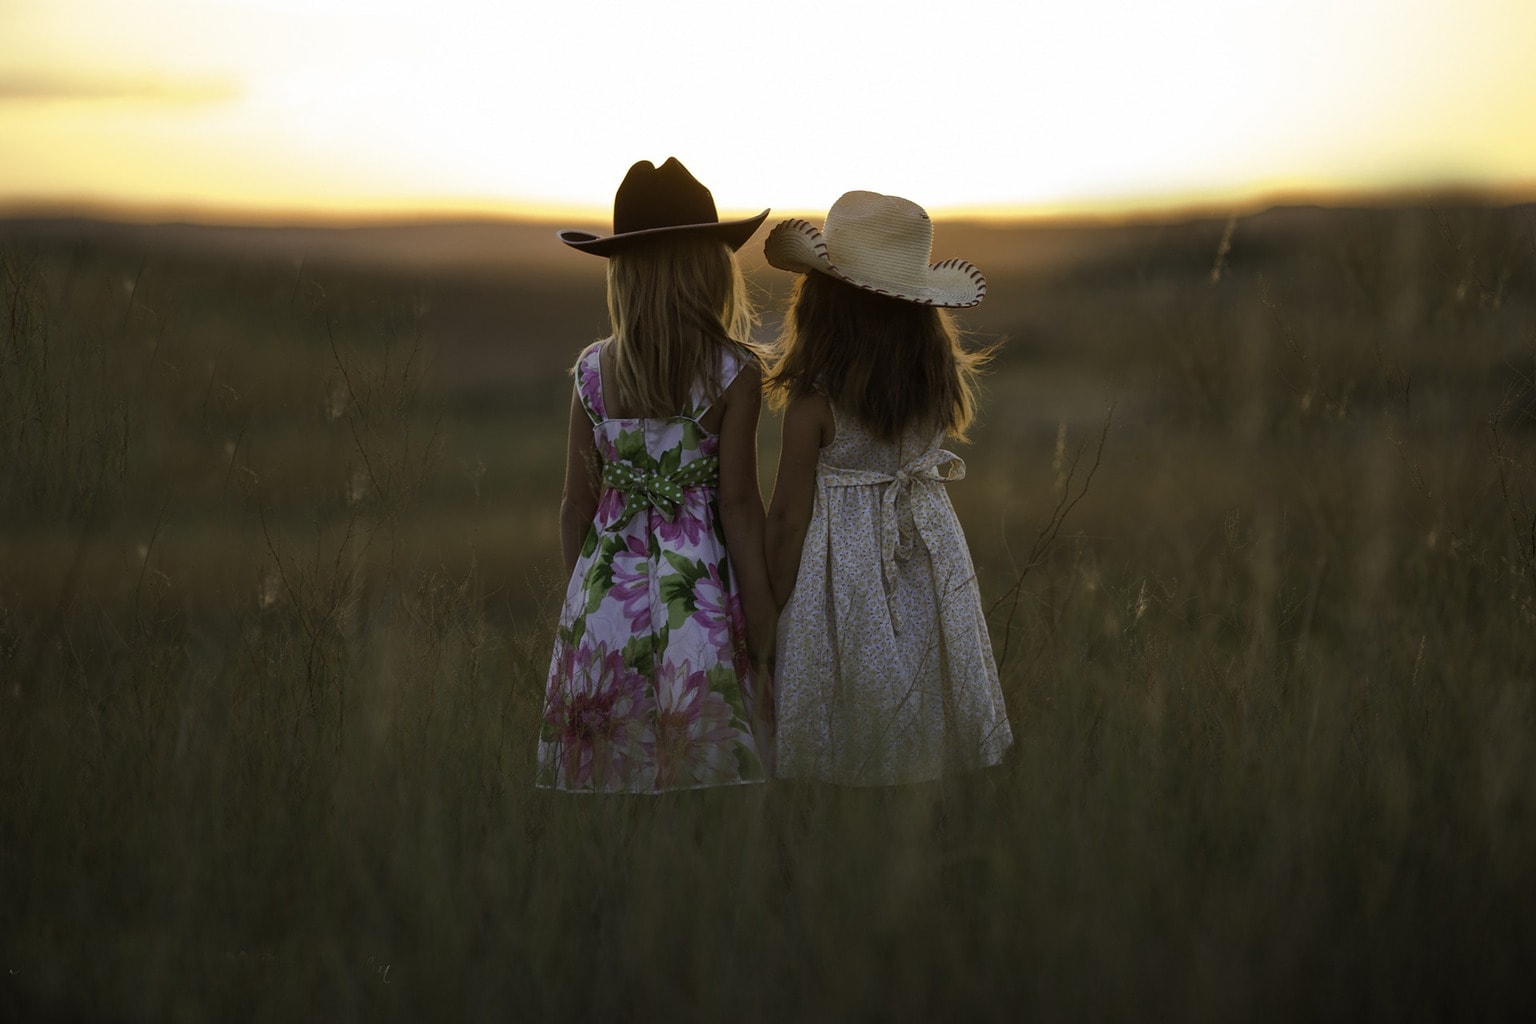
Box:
747 618 777 735
744 599 778 672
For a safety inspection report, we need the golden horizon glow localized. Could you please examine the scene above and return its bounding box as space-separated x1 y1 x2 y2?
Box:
3 0 1535 224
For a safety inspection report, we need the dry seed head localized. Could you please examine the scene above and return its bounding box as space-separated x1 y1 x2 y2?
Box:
258 571 280 610
1052 422 1067 491
347 464 371 507
326 381 349 422
1209 216 1236 285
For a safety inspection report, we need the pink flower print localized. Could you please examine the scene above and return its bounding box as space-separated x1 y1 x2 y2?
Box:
697 434 720 457
578 357 604 416
690 562 743 652
595 485 625 526
609 534 654 633
655 487 711 547
651 659 740 788
545 642 577 707
548 643 649 790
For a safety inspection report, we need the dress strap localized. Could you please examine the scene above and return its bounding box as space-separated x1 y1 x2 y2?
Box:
685 344 750 421
573 341 606 424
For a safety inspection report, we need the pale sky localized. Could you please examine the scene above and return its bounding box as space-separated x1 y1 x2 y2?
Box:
2 0 1534 221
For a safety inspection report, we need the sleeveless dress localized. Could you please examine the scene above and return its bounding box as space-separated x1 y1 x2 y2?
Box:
774 404 1013 785
536 340 770 793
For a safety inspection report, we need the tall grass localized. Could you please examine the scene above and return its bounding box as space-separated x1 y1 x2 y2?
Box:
3 206 1535 1022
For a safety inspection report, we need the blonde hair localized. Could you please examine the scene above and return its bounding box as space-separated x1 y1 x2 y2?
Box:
766 272 991 442
604 236 758 416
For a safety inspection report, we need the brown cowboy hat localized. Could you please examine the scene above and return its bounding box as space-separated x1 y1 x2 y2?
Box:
558 158 770 257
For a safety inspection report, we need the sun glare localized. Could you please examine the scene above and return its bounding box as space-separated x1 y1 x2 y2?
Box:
2 0 1534 222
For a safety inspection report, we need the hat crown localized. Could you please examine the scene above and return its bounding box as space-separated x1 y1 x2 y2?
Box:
760 191 984 307
822 191 934 293
612 158 719 235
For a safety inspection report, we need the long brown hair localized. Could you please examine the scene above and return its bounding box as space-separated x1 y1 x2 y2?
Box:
605 236 758 416
766 272 990 441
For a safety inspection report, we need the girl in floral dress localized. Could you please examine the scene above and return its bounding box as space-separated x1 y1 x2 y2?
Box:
537 158 775 793
763 191 1013 786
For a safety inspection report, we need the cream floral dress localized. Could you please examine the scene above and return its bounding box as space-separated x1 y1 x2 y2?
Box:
775 404 1013 785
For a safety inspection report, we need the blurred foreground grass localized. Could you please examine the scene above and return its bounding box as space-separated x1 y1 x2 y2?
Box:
2 205 1535 1021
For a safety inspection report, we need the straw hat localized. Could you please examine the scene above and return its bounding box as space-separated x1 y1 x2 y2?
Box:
763 191 985 308
559 158 769 257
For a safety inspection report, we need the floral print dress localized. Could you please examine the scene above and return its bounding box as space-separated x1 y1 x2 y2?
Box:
537 340 769 793
774 404 1013 786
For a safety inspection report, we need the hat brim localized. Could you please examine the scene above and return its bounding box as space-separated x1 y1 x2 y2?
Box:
763 218 986 308
559 209 770 257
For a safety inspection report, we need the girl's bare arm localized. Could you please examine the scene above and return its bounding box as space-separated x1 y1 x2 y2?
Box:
559 385 600 578
766 392 831 609
716 361 777 663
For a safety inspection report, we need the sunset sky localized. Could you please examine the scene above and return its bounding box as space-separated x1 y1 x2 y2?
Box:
2 0 1534 222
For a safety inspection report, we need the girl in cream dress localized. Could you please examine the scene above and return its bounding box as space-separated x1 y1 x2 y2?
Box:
763 191 1013 786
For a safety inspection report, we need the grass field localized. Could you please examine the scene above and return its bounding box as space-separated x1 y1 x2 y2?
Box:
2 202 1535 1021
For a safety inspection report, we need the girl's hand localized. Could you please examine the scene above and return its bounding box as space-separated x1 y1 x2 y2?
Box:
744 594 777 670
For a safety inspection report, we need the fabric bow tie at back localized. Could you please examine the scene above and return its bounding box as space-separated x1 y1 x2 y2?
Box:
822 448 966 633
604 455 721 525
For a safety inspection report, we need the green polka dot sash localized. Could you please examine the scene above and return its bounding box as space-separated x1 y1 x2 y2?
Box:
603 455 720 525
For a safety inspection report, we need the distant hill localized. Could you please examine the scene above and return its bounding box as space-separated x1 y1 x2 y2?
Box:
3 200 1531 285
0 215 593 277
